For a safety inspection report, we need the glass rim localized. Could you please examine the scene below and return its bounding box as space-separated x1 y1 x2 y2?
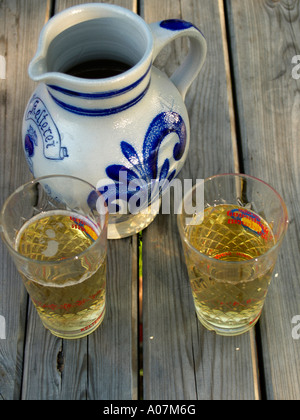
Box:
0 174 108 266
177 173 289 265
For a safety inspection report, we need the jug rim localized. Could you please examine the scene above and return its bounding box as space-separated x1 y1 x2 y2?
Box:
28 3 154 92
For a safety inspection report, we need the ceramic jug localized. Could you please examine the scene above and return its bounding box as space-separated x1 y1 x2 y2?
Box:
22 3 206 239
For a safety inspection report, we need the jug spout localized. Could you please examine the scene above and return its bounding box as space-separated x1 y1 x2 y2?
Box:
26 2 154 92
28 55 48 81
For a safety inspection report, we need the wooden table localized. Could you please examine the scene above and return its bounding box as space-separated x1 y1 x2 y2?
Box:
1 0 299 400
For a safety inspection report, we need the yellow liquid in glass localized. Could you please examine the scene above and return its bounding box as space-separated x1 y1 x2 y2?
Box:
185 205 275 334
16 211 106 338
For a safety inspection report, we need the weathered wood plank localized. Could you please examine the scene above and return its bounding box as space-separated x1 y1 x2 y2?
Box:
0 0 50 400
227 0 300 399
21 0 138 400
1 0 139 400
142 0 257 400
55 0 137 11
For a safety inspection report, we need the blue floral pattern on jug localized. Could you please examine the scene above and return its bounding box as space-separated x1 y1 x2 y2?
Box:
95 111 187 212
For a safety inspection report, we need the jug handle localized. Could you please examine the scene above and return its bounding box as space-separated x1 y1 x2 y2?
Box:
150 20 207 100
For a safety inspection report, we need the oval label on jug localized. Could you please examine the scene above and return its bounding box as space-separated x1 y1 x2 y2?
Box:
24 96 68 167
